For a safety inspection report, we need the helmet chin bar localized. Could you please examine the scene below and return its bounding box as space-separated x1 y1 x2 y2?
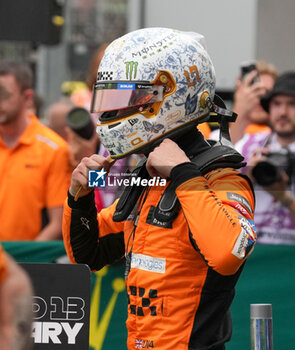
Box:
137 94 238 157
131 118 207 157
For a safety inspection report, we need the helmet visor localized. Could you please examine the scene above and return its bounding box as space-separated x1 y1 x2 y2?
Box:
91 82 164 114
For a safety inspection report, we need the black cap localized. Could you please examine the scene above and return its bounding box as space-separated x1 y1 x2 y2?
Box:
261 71 295 112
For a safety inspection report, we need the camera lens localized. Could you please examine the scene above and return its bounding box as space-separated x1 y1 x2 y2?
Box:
252 161 281 186
66 107 95 140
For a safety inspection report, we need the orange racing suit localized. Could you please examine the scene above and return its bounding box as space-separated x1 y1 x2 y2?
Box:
63 134 256 350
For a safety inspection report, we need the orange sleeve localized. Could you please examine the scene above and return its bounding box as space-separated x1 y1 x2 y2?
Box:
46 143 71 208
0 245 8 284
176 168 256 276
96 201 125 238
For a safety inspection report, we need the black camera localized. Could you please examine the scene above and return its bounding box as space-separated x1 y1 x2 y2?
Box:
66 107 95 140
240 61 259 84
252 149 295 186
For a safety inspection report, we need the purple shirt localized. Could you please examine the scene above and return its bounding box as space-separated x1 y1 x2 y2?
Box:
236 132 295 245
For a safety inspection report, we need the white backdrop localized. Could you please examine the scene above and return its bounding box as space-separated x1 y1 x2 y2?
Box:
127 0 258 91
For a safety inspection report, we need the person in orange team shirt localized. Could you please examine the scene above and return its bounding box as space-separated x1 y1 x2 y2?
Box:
0 62 70 240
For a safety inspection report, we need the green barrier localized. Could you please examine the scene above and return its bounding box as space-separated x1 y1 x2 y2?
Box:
89 264 127 350
2 241 295 349
2 241 66 262
228 244 295 350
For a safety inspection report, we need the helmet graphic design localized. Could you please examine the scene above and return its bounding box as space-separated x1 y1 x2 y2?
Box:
91 27 216 159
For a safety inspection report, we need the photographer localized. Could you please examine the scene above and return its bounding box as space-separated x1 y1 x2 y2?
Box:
236 72 295 244
230 60 277 144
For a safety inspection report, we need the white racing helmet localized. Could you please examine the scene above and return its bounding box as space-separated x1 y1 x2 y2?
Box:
91 27 216 159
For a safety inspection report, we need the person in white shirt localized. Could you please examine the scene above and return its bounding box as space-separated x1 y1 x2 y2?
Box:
236 72 295 244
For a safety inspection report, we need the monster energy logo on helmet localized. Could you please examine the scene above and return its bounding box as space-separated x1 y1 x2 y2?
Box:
125 61 138 80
